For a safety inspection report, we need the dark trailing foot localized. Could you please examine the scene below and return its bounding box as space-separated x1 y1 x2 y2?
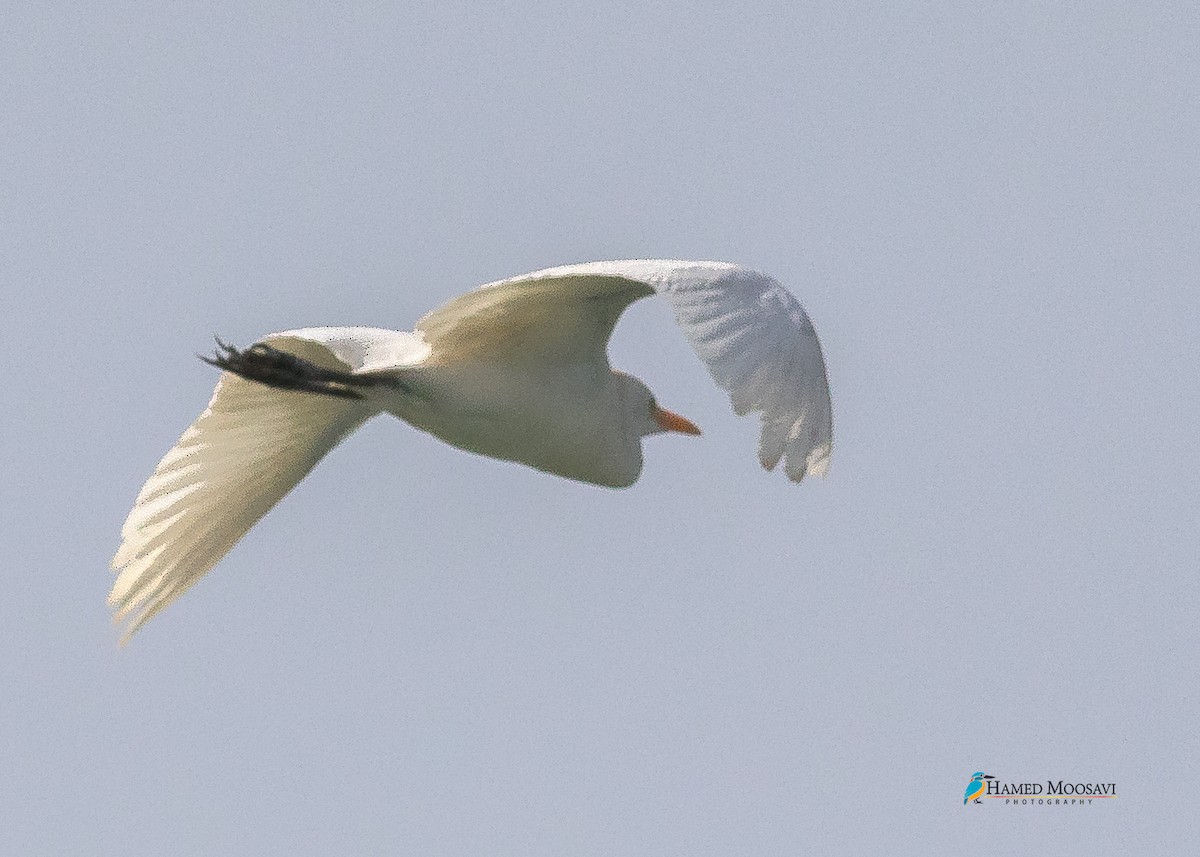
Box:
200 338 390 400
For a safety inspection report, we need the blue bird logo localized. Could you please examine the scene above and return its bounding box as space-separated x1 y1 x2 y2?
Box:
964 771 995 804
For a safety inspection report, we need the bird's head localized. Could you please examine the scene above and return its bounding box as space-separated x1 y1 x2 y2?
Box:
615 372 702 439
971 772 995 781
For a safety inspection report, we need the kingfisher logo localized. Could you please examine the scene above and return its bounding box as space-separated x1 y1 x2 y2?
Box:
963 772 994 804
963 771 1117 806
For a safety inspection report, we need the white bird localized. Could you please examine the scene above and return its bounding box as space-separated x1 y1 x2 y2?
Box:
110 260 832 639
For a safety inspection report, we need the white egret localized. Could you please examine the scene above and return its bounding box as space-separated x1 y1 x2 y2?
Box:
111 260 832 639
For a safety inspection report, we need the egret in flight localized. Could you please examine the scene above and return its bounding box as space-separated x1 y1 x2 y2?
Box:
111 260 833 639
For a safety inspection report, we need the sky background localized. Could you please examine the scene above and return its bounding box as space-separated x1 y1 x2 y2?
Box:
2 2 1196 854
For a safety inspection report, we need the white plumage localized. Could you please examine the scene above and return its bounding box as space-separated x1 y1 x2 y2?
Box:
111 260 832 639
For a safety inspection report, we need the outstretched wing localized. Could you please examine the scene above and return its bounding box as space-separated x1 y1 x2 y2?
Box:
420 260 832 482
109 327 427 641
417 271 652 366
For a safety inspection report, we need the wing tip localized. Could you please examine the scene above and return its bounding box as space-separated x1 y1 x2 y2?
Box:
762 441 831 484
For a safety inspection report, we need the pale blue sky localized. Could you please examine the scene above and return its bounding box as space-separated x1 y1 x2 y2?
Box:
2 2 1196 854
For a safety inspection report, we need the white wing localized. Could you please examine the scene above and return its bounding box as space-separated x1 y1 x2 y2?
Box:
109 327 428 641
417 270 651 365
420 260 832 482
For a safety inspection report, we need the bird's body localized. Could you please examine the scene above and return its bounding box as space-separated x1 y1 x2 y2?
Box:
402 366 646 487
963 779 985 805
381 349 642 487
111 260 833 639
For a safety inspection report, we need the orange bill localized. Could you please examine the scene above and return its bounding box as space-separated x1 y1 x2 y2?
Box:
654 406 702 436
